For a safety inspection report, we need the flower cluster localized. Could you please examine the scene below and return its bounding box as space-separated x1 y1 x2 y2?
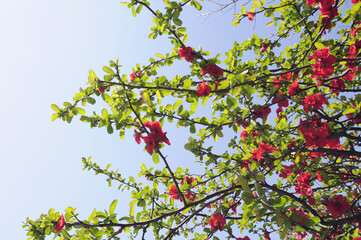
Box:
298 118 338 149
134 121 170 154
273 72 292 88
306 0 338 30
295 172 313 197
251 142 279 161
253 105 271 119
209 213 226 231
325 195 350 219
301 93 326 114
196 80 211 97
201 64 224 78
179 46 196 63
169 176 196 202
310 47 336 83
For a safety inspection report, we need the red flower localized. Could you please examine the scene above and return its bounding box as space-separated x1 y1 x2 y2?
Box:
316 170 324 182
246 12 254 21
98 86 105 93
295 172 313 197
179 46 196 63
209 213 226 231
55 215 65 232
234 119 249 127
169 185 180 200
254 106 271 119
140 121 170 154
201 64 224 78
129 71 142 81
308 197 316 205
196 80 211 97
326 195 350 219
181 176 195 186
309 47 331 59
272 92 289 108
237 237 250 240
288 79 299 96
262 43 268 52
301 93 326 113
329 78 345 95
229 202 237 214
133 130 142 144
264 230 271 240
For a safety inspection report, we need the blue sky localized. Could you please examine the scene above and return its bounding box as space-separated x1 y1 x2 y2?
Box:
0 0 270 239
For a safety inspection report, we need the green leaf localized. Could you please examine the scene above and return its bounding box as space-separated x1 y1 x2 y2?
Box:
152 152 160 164
314 42 326 49
155 53 165 59
51 113 59 121
103 66 114 75
109 200 118 215
107 124 114 134
156 90 162 104
102 108 109 119
350 2 361 15
142 92 152 106
76 108 86 115
131 6 136 17
343 108 355 115
190 100 198 113
129 200 137 217
51 104 60 112
173 100 183 111
253 0 262 7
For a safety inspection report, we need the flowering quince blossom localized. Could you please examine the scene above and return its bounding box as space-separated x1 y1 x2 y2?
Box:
329 78 345 96
55 215 65 232
209 213 226 231
169 176 196 202
129 71 142 81
98 86 105 93
133 130 142 144
240 130 259 140
253 106 271 119
201 64 224 78
178 46 196 63
135 121 170 154
301 93 326 114
263 230 271 240
309 47 336 82
246 12 254 21
295 172 313 197
288 79 299 96
273 72 292 88
236 237 250 240
196 80 211 97
325 195 350 219
261 43 268 52
298 118 333 149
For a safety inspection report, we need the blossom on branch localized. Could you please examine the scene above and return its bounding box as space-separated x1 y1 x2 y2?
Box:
196 80 211 97
209 213 226 231
55 215 65 232
179 46 196 63
138 121 170 154
326 195 350 219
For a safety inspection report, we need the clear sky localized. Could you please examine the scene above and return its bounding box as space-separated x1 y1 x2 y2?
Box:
0 0 271 239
